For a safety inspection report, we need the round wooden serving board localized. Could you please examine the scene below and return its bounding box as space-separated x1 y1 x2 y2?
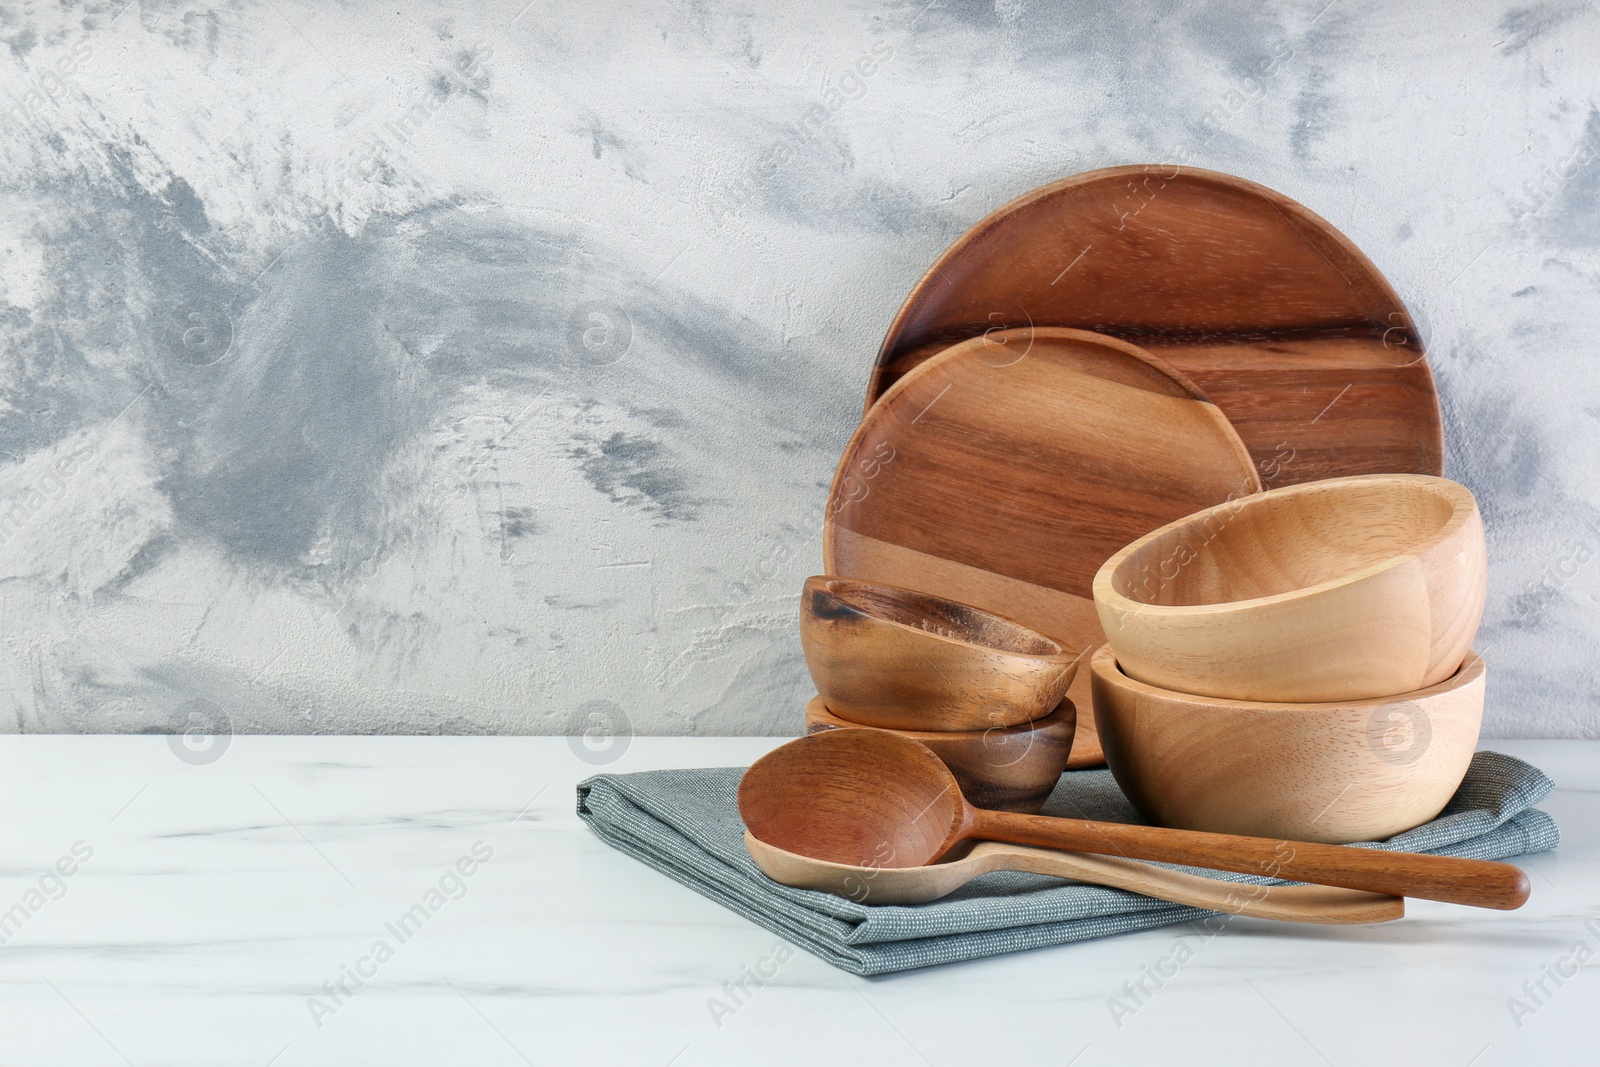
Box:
824 328 1263 767
865 165 1442 489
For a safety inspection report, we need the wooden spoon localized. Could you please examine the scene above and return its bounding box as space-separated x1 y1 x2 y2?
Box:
737 731 1530 911
744 832 1403 924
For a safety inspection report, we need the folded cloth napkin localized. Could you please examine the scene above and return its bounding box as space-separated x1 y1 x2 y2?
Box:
576 751 1559 976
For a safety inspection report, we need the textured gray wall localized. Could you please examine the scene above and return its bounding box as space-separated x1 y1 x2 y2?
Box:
1 1 1596 738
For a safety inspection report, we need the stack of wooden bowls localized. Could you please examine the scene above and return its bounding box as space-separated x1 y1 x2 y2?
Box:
797 576 1083 813
1090 474 1488 844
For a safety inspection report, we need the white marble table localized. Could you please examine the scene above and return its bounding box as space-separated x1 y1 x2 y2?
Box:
0 736 1592 1066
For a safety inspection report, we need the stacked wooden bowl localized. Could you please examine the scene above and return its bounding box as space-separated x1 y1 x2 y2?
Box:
1090 474 1488 843
797 576 1082 813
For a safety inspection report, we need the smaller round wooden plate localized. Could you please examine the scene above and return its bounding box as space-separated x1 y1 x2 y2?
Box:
824 328 1263 767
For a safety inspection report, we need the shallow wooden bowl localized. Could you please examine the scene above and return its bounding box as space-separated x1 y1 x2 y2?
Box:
1090 646 1485 844
804 695 1075 814
1093 474 1485 702
799 576 1080 731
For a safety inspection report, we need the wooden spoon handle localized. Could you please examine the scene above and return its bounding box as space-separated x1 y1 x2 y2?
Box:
970 810 1529 910
993 846 1403 924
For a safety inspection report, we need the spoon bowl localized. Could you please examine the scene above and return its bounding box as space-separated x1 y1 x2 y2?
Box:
740 728 961 868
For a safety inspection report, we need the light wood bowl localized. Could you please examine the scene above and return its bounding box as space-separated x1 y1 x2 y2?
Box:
1090 645 1486 844
1093 474 1485 702
804 695 1075 814
799 576 1080 732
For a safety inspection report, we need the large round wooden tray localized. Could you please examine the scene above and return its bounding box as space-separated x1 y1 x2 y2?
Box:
865 165 1442 488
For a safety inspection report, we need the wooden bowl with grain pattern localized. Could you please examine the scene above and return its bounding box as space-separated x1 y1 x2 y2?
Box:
804 695 1075 814
799 576 1081 732
1090 645 1485 844
1092 474 1485 703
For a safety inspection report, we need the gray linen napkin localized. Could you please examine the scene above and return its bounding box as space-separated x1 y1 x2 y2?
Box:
576 751 1559 975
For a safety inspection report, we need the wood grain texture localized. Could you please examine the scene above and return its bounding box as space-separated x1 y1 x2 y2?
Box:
1090 646 1486 845
825 328 1263 767
865 165 1442 486
804 695 1074 814
744 831 1404 923
1093 474 1486 702
737 730 1528 910
799 576 1079 731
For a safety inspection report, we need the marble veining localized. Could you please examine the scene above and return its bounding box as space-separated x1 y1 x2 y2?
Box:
0 736 1591 1065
